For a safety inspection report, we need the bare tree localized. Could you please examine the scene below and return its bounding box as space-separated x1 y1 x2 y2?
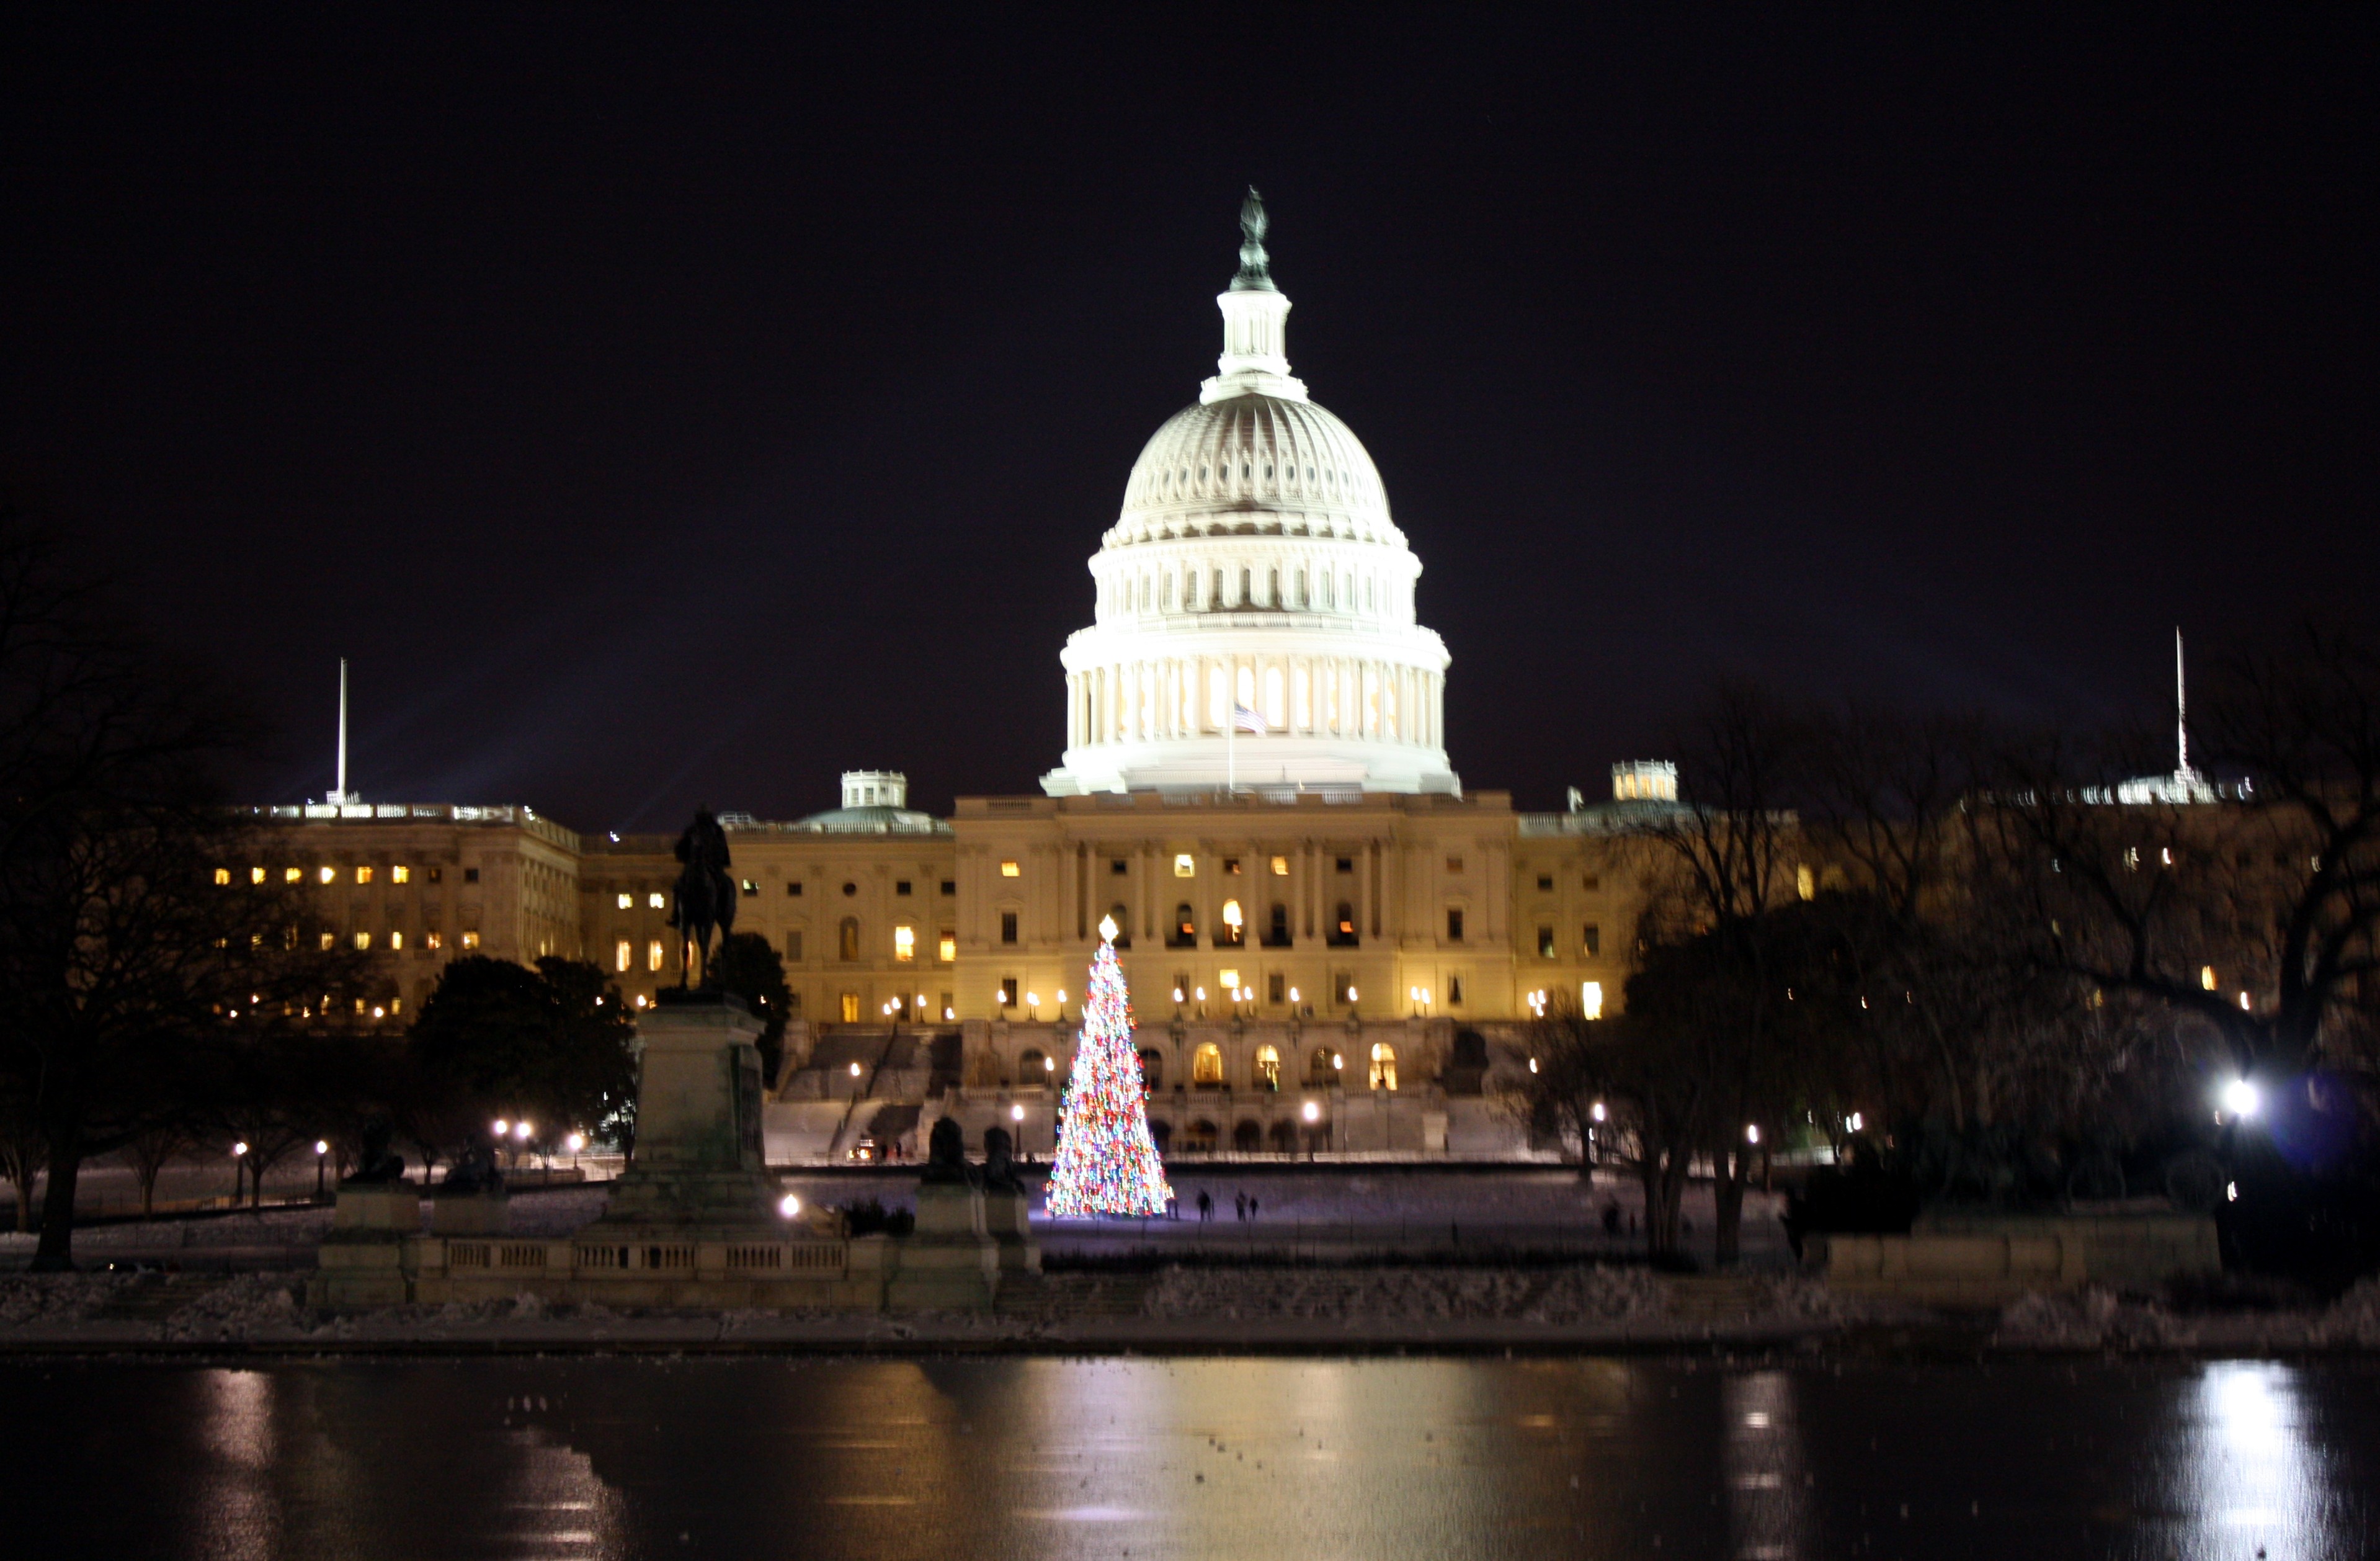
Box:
1627 684 1804 1264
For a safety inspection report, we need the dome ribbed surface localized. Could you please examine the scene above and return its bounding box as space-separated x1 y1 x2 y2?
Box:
1106 394 1397 548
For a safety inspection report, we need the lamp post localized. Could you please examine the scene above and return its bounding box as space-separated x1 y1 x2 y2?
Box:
1011 1100 1027 1156
314 1139 330 1201
231 1141 249 1207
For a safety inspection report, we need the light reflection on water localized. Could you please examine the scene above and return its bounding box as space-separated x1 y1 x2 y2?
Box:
7 1356 2375 1560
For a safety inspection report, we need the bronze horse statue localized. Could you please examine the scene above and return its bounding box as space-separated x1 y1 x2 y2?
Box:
667 805 738 986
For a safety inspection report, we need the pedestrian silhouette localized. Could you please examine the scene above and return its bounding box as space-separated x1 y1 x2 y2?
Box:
1197 1189 1213 1222
1601 1201 1621 1236
1234 1191 1247 1222
1248 1196 1259 1222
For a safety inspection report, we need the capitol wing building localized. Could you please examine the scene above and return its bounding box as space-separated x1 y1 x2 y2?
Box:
256 196 1682 1162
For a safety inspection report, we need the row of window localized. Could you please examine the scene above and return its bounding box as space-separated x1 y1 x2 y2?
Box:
608 879 959 907
341 929 478 952
216 864 478 887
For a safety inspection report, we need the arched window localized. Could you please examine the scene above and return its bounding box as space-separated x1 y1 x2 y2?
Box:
1138 1049 1164 1090
1149 1118 1173 1155
1233 1119 1262 1152
838 916 860 962
1252 1045 1280 1091
1368 1042 1398 1091
1216 899 1244 946
1018 1047 1046 1081
1192 1042 1224 1086
1308 1046 1335 1085
1267 902 1290 946
1182 1119 1218 1153
1171 903 1197 947
1268 1119 1298 1153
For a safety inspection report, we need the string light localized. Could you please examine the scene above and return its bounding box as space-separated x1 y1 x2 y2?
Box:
1043 926 1174 1219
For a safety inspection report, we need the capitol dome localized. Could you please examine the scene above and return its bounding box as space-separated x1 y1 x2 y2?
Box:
1041 192 1457 798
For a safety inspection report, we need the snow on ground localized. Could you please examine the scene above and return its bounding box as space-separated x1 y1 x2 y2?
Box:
1140 1263 1665 1324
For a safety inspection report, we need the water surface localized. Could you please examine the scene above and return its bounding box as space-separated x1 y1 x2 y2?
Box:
5 1356 2375 1559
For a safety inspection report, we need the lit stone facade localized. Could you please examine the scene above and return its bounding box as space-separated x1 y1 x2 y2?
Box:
1041 195 1455 798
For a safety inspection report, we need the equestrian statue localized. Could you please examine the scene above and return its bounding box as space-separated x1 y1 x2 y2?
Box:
667 805 738 986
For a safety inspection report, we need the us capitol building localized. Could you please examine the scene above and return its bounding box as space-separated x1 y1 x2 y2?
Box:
257 195 1680 1161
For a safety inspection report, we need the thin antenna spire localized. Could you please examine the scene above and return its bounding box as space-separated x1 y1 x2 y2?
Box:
331 658 356 805
2174 627 2191 777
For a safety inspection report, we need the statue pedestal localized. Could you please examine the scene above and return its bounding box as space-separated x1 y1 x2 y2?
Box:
308 1183 424 1307
886 1183 1000 1310
983 1187 1041 1275
583 991 783 1237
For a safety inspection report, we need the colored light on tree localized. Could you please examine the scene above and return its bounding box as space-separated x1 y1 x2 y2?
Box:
1045 920 1174 1218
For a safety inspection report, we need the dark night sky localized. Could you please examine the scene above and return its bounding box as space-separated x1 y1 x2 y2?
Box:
4 9 2374 830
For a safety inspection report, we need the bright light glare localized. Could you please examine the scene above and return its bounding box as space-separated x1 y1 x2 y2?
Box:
849 1062 862 1077
2222 1078 2260 1118
1745 1124 1761 1144
1301 1101 1319 1122
566 1133 586 1153
233 1141 249 1156
491 1119 509 1137
777 1193 801 1219
314 1140 329 1155
515 1121 533 1140
1010 1104 1025 1122
1590 1101 1606 1123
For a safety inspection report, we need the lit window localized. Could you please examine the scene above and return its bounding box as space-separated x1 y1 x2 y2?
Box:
319 866 336 884
999 978 1018 1008
354 932 372 950
894 925 916 962
319 932 335 950
741 879 758 897
389 931 404 952
285 867 303 883
356 865 373 885
1582 980 1603 1021
1270 856 1289 875
425 931 443 950
617 893 633 910
461 931 479 950
648 939 664 972
1193 1044 1223 1084
213 868 231 885
648 892 664 910
1796 865 1816 900
841 992 862 1022
249 867 266 885
617 940 633 973
1253 1045 1280 1089
1174 854 1195 877
1369 1043 1398 1091
1219 967 1240 988
1000 860 1021 877
938 932 956 962
392 865 410 884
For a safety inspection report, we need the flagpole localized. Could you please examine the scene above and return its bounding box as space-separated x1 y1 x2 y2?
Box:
1227 697 1235 796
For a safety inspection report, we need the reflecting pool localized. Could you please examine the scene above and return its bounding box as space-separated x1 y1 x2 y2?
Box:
4 1356 2376 1559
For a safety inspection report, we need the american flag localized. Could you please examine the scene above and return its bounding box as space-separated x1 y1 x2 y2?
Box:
1232 704 1267 734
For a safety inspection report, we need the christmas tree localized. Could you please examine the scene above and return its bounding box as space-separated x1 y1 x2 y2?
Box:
1044 917 1174 1218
